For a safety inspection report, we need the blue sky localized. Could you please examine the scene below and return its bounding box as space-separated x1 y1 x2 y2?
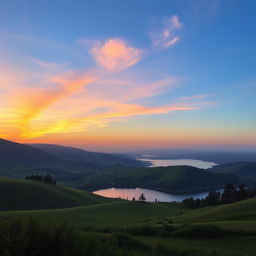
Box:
0 0 255 151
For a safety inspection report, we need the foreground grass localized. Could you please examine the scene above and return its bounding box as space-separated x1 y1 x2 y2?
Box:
3 218 256 256
139 235 256 256
1 176 256 256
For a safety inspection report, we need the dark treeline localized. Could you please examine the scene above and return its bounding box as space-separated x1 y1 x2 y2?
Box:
25 174 56 185
183 183 256 209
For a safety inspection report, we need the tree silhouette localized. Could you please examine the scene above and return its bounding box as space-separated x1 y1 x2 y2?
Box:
221 183 237 204
139 193 146 202
204 191 221 206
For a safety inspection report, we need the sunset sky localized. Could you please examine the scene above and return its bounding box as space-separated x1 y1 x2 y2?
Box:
0 0 256 152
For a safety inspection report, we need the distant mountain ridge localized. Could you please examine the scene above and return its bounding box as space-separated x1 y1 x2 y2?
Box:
0 139 146 182
0 138 58 165
0 138 144 167
29 143 145 167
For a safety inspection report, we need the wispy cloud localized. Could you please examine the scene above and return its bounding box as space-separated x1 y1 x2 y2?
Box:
32 58 68 70
171 15 183 29
83 76 181 102
179 94 212 101
150 15 183 48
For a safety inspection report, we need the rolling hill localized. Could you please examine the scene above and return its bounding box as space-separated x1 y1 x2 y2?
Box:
173 197 256 223
0 138 251 194
0 176 110 211
82 165 240 193
211 162 256 179
211 162 256 189
30 143 146 167
0 138 145 184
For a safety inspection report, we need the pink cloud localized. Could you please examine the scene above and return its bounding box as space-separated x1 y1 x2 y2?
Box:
91 38 143 71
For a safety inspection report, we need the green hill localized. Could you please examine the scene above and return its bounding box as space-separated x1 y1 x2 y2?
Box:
212 162 256 179
174 197 256 223
83 165 240 193
0 176 110 211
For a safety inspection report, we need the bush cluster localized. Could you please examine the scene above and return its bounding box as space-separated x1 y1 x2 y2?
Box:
25 174 56 185
183 183 256 209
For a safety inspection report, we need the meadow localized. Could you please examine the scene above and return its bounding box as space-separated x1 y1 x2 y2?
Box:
1 176 256 255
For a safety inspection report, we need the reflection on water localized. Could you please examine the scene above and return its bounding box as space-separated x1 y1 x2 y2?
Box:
139 159 217 169
93 187 218 202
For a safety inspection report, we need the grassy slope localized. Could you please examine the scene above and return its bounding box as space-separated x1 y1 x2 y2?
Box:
2 198 256 256
0 176 110 211
0 201 187 227
173 197 256 223
3 196 256 229
139 198 256 256
140 236 256 256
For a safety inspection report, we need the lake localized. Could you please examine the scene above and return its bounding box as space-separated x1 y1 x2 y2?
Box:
139 158 217 169
93 187 219 202
93 159 219 202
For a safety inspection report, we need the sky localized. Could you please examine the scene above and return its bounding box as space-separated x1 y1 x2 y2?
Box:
0 0 256 152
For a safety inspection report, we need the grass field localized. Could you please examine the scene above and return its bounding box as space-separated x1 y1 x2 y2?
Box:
1 176 256 256
139 235 256 256
0 200 188 227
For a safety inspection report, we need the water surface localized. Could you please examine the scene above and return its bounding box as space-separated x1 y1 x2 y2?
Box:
93 187 217 202
139 158 217 169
